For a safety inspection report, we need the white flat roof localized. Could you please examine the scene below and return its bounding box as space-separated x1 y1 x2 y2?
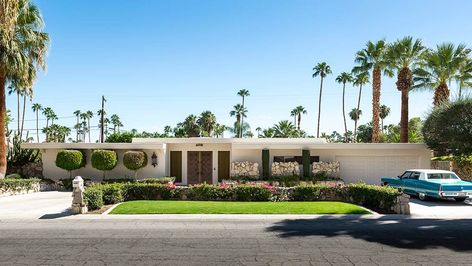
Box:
21 142 165 150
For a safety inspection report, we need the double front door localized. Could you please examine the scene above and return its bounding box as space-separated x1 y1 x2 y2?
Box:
187 151 213 184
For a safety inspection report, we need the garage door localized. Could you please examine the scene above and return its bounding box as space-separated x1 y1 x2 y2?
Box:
336 155 419 184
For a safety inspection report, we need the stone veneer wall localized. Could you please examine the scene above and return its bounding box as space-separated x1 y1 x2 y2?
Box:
230 161 259 178
271 162 300 176
6 161 43 178
312 161 340 177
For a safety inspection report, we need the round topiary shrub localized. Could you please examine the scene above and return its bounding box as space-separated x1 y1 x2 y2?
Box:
123 151 148 179
55 150 85 178
91 150 117 178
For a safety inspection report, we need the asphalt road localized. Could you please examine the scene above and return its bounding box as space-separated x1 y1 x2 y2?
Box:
1 216 472 265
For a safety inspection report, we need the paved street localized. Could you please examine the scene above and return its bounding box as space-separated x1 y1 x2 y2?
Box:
1 216 472 265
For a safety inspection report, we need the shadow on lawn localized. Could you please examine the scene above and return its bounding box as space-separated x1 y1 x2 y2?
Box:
266 216 472 251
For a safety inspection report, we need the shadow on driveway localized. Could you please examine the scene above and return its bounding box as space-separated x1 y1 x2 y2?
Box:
39 208 73 219
266 216 472 251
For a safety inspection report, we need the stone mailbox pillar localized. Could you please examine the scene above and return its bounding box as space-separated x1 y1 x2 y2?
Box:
71 176 87 214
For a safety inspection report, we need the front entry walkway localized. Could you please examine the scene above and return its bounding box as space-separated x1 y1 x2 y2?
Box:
0 191 72 219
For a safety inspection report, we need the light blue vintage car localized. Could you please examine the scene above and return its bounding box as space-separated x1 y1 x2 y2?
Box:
381 169 472 201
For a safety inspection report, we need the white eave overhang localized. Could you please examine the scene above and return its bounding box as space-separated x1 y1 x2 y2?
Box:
21 142 165 150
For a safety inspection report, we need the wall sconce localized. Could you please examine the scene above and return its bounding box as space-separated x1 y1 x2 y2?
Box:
151 152 158 167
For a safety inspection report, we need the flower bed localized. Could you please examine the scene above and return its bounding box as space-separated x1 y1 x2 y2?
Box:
83 181 407 214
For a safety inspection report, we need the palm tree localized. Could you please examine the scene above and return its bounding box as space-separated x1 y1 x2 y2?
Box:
261 128 275 138
255 127 262 137
31 103 42 142
0 0 49 177
387 37 425 143
163 125 172 137
73 110 81 142
290 106 307 131
379 105 390 132
455 57 472 99
414 43 470 106
273 120 298 138
349 108 362 140
84 111 93 142
97 109 106 142
229 104 247 138
110 114 121 134
335 72 354 142
352 72 369 140
197 111 217 137
42 107 53 130
7 85 21 135
312 62 332 138
237 89 250 138
177 115 200 137
353 40 391 143
213 124 226 138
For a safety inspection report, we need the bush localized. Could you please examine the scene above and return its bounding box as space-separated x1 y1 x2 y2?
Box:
123 151 148 179
122 183 173 201
56 150 85 178
84 187 103 210
291 185 339 201
232 185 273 201
105 132 135 143
267 175 300 187
102 178 136 184
0 178 40 192
59 178 74 191
189 184 231 201
91 150 117 178
96 183 124 205
139 177 175 184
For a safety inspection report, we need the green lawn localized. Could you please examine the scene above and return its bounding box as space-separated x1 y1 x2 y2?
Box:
110 201 370 215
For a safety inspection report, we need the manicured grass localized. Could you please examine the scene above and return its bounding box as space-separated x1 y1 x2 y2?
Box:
110 201 370 215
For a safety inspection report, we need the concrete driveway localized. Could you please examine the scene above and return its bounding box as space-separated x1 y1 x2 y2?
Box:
0 191 72 219
409 197 472 218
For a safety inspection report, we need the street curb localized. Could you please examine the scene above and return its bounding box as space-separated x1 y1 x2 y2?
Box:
101 203 121 215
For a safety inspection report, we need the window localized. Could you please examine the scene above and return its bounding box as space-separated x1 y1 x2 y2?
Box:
273 156 319 164
427 173 459 180
400 171 411 179
409 172 421 180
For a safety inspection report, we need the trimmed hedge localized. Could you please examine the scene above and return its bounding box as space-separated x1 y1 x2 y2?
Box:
84 187 103 210
55 150 85 177
123 151 148 179
91 150 118 178
122 183 173 201
0 178 40 193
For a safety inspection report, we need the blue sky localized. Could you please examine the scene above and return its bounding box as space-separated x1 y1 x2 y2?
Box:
9 0 472 140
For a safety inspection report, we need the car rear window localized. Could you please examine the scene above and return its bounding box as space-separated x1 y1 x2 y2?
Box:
427 173 459 180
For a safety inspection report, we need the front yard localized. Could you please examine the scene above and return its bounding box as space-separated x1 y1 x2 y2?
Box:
110 200 370 214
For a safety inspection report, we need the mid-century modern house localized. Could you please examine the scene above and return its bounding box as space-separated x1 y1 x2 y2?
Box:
22 138 432 185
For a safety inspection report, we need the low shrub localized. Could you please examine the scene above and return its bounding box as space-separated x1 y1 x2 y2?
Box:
139 177 175 184
123 151 148 179
232 185 273 201
102 178 136 184
122 183 173 201
5 173 22 179
291 185 338 201
96 183 124 205
344 183 400 212
267 175 300 187
91 150 118 178
189 184 231 201
55 150 85 178
84 187 103 210
0 178 40 192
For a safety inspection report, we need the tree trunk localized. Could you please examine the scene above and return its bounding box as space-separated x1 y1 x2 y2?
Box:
87 118 91 143
434 82 450 107
317 77 324 138
297 114 301 131
19 94 26 140
0 70 7 178
240 97 245 138
76 116 79 142
36 111 39 143
371 67 381 143
396 67 412 143
17 92 20 135
354 84 363 142
342 82 347 142
236 115 241 138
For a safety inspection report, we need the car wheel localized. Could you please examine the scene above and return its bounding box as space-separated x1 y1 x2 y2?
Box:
455 197 467 202
418 193 428 201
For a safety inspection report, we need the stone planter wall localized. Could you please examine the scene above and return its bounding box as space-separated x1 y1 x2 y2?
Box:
6 161 43 178
271 162 300 176
312 161 340 176
0 183 40 197
230 161 259 178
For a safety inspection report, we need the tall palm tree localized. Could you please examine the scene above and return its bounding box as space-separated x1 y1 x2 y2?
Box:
255 126 262 137
229 104 247 138
261 128 275 138
178 115 200 137
213 124 226 138
237 89 250 138
31 103 42 142
96 109 106 142
352 72 369 141
290 106 307 131
0 0 49 177
353 40 391 143
387 36 425 143
455 57 472 99
312 62 332 138
272 120 297 138
110 114 121 134
197 110 217 137
335 72 353 142
379 104 390 132
73 110 81 142
414 43 471 106
84 110 93 142
349 108 362 140
42 107 53 130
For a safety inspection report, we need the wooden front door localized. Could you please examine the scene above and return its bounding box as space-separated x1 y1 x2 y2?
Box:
187 151 213 184
170 151 182 182
218 151 230 181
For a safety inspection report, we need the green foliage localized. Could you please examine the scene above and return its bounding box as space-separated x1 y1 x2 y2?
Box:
84 187 104 210
6 173 22 179
55 150 85 177
139 177 175 184
189 184 231 201
302 150 311 177
0 178 40 192
262 149 270 178
291 185 339 201
59 178 73 191
344 183 399 211
123 151 147 171
311 172 342 182
102 178 136 183
105 132 135 143
423 99 472 154
267 175 300 187
122 183 173 201
232 185 273 201
91 150 117 176
7 135 40 168
94 183 124 205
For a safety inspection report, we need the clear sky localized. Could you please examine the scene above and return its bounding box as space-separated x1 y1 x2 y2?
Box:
9 0 472 141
